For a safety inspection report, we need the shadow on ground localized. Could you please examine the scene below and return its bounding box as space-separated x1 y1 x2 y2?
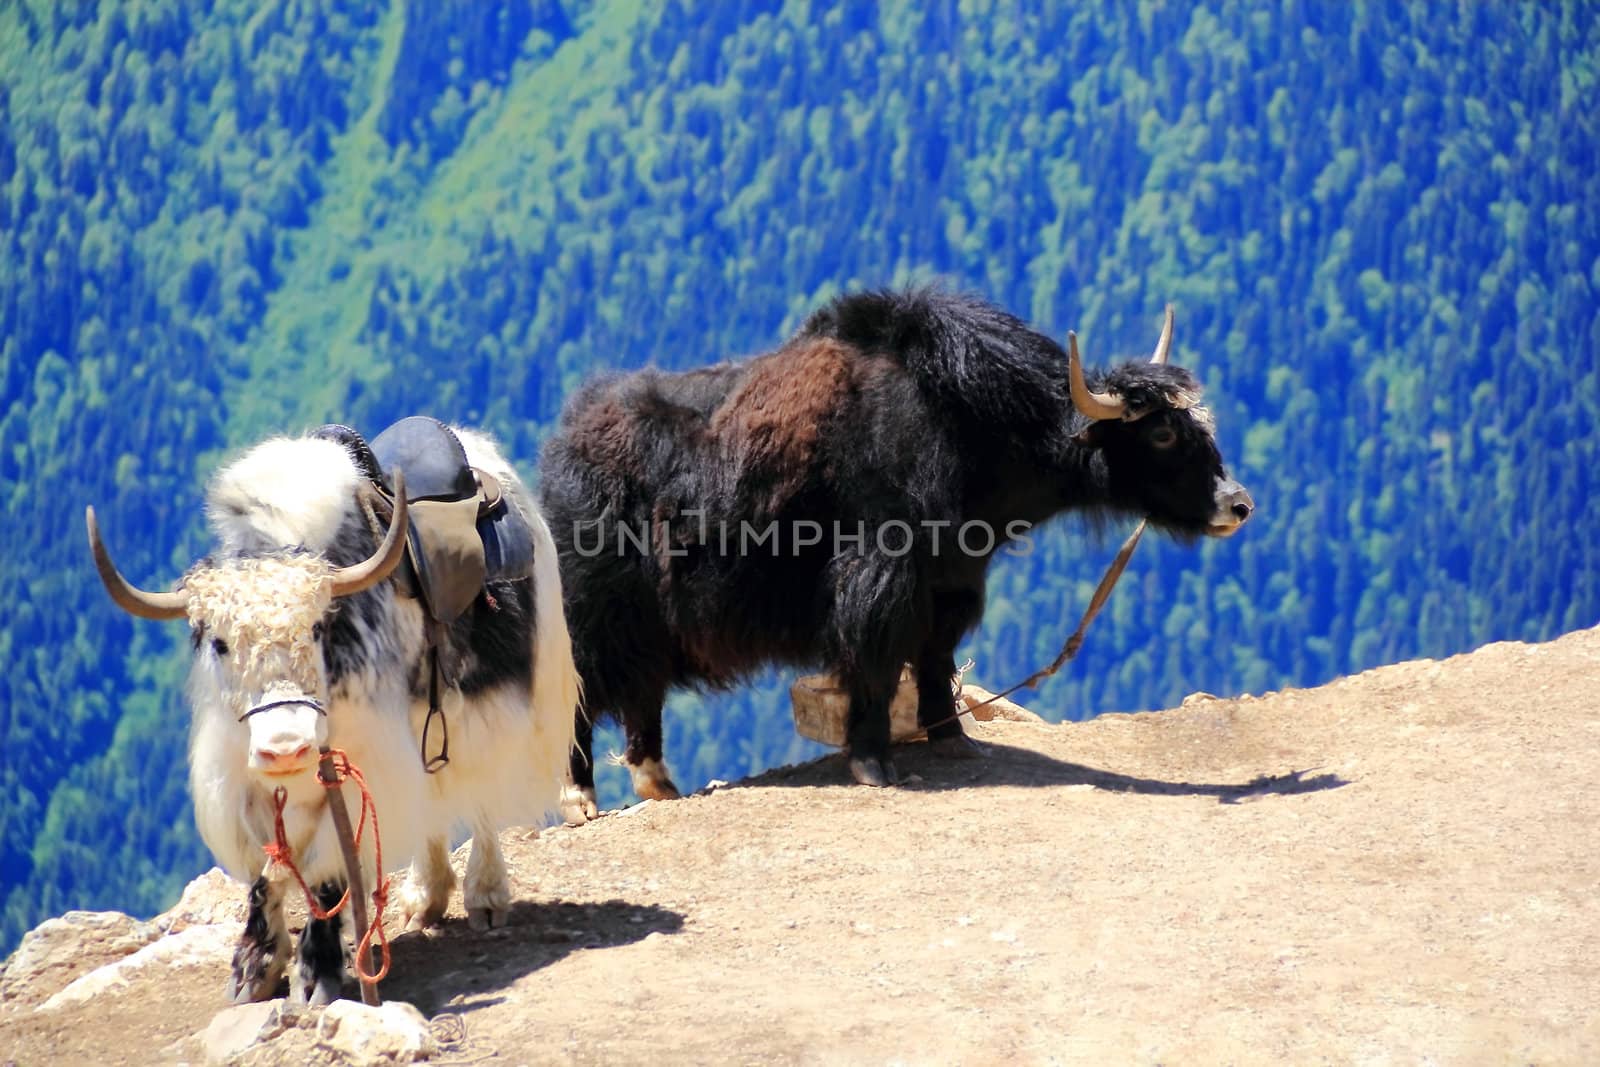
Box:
736 738 1348 803
352 899 684 1016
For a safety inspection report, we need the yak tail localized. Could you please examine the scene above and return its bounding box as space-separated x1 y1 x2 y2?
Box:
796 287 1071 437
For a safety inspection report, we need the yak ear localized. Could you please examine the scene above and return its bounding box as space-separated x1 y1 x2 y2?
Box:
1167 386 1202 410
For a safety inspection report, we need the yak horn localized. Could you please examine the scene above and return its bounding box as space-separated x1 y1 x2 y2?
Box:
1150 304 1175 365
330 468 409 598
85 507 190 621
1068 330 1127 421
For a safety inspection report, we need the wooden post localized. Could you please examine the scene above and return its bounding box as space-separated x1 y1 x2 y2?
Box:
319 749 381 1007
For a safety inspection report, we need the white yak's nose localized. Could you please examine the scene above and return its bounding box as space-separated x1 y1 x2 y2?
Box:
245 698 324 777
252 735 315 774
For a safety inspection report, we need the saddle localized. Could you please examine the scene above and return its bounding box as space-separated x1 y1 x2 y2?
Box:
314 417 535 624
314 418 536 772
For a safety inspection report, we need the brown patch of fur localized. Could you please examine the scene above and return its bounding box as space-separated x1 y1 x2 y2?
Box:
711 338 854 514
566 393 651 481
568 384 718 486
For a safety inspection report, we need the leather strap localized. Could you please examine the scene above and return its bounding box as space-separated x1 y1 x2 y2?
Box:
420 637 450 774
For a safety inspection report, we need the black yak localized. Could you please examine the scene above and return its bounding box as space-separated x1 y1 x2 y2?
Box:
540 289 1252 817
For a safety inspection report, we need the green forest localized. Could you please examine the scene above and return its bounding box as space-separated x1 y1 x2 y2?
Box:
2 0 1597 953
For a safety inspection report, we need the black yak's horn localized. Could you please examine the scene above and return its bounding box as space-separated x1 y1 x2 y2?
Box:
1150 304 1175 365
330 469 409 598
86 507 190 620
1068 331 1127 421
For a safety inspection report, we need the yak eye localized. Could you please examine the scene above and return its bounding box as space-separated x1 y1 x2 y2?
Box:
1148 425 1178 449
312 622 326 641
212 638 229 657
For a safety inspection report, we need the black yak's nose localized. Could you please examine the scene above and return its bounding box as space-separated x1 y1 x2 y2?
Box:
1206 482 1252 537
1224 485 1254 522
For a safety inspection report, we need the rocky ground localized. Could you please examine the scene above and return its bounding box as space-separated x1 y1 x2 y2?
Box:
4 627 1599 1065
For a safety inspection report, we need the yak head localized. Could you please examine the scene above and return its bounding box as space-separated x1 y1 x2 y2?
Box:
1067 307 1253 541
85 477 408 783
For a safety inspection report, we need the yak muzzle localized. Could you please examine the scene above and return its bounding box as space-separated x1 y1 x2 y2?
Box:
242 696 327 779
1207 481 1254 537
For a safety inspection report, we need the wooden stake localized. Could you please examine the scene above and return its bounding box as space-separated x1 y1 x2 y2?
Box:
319 749 381 1006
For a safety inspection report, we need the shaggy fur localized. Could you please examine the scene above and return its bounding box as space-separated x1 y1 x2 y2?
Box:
178 430 578 1004
541 288 1252 811
184 556 333 700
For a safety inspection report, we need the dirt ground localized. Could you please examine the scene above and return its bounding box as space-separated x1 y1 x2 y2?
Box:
4 627 1599 1065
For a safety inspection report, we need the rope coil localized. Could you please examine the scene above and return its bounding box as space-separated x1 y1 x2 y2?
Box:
264 748 392 985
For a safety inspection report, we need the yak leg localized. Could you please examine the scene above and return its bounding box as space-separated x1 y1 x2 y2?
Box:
292 881 347 1007
917 589 987 759
623 697 680 802
464 818 511 931
561 711 600 824
398 835 457 932
834 550 923 786
845 662 904 787
228 875 289 1004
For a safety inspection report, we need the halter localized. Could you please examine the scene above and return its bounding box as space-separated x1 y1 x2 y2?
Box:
238 696 329 722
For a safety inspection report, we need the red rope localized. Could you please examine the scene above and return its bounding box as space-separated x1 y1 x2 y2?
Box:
264 748 391 985
264 788 350 920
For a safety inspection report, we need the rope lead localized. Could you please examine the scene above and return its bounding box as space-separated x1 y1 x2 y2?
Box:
264 748 392 987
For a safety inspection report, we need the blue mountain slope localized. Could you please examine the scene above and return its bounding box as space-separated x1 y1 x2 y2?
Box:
2 0 1596 951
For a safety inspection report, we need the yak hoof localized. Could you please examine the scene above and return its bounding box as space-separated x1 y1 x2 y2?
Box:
927 733 989 760
226 968 278 1006
291 969 343 1008
463 864 511 934
635 777 683 802
629 758 682 802
403 907 446 934
227 940 282 1004
308 973 342 1007
848 755 900 788
560 783 600 825
397 881 450 932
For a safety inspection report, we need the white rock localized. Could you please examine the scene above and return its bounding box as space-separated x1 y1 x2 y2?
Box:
317 1000 438 1064
959 684 1047 723
39 923 236 1011
200 1001 281 1065
159 868 247 933
0 910 160 1004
